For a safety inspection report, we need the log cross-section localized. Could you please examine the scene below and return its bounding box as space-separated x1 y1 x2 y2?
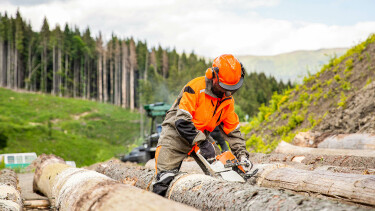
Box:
0 169 23 211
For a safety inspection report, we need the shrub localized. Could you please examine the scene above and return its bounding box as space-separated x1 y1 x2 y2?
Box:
334 74 341 82
337 92 348 108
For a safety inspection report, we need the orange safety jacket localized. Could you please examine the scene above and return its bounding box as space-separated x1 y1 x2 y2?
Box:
160 76 249 159
177 76 239 135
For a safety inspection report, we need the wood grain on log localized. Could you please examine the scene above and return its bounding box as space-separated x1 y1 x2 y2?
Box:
0 169 22 211
275 141 375 157
94 160 366 210
33 154 195 211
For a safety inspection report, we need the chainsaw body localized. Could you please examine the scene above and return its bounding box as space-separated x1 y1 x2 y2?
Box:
189 145 258 182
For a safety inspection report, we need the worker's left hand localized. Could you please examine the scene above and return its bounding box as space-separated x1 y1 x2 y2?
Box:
240 156 253 172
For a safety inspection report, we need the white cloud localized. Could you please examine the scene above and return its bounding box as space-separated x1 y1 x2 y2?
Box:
1 0 374 58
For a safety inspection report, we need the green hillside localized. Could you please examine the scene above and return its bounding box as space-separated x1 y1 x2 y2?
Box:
0 88 140 166
242 34 375 152
238 48 347 83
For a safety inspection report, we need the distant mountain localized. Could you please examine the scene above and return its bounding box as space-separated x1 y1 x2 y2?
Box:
238 48 348 83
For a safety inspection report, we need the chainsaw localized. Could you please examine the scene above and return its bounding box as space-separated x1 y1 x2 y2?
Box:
189 145 258 182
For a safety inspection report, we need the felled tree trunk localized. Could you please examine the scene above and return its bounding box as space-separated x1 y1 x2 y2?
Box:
249 153 375 169
318 134 375 150
275 141 375 157
33 155 194 211
0 169 23 211
94 160 364 210
145 159 375 206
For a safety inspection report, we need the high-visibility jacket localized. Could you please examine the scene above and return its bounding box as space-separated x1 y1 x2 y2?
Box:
161 76 249 159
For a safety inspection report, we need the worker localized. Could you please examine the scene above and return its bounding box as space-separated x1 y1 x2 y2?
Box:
210 126 229 152
152 54 252 196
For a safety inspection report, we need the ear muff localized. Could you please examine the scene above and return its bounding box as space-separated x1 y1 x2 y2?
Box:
205 67 219 80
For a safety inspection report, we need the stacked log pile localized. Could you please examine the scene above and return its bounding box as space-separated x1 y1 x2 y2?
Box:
33 154 195 211
0 169 23 211
94 160 367 210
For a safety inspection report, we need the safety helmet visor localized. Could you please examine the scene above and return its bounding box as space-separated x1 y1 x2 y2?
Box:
218 77 244 91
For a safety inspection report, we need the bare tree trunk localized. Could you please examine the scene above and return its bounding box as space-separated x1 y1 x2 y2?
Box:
87 59 91 99
52 45 56 95
114 41 120 106
58 47 62 96
33 155 194 211
98 52 103 102
318 134 375 150
121 42 128 108
275 141 375 157
26 41 31 90
94 161 362 210
7 43 11 88
14 47 18 89
64 54 68 96
0 38 4 87
73 59 78 98
109 48 113 103
129 40 137 110
103 50 108 102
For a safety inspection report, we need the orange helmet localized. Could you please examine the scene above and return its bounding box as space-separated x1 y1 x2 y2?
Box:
206 54 244 91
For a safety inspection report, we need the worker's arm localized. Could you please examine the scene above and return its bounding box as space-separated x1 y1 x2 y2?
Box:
219 106 250 159
175 85 206 145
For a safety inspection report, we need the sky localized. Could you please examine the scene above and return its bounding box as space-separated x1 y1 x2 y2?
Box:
1 0 374 58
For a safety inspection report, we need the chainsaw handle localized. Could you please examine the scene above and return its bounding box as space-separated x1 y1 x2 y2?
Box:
224 161 248 168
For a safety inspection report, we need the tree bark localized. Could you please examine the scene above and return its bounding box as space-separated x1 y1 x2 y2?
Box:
0 37 3 87
33 155 194 211
129 40 137 110
249 153 375 169
96 34 103 102
7 42 11 88
64 54 68 96
94 160 365 210
109 47 114 103
0 169 23 210
53 45 56 95
275 141 375 157
121 42 128 108
103 49 108 102
318 134 375 150
114 41 120 106
58 46 62 96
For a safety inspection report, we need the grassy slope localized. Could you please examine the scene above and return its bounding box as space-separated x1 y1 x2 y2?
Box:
238 48 347 83
242 34 375 153
0 88 140 166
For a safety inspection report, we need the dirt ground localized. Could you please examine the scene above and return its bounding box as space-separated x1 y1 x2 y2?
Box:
314 81 375 134
17 173 50 210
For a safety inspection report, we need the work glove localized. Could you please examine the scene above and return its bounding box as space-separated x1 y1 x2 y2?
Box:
199 140 216 163
240 156 253 172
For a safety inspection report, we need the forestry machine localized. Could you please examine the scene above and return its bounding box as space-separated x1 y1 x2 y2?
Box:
121 102 171 163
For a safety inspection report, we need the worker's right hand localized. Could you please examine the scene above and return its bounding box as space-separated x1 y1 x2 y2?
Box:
199 140 216 163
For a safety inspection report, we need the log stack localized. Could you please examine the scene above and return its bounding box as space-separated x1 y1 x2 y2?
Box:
94 160 366 210
33 154 195 211
0 169 23 211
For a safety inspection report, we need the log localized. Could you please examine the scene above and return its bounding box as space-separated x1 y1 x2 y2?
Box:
0 169 22 211
275 141 375 157
318 134 375 150
33 154 195 211
249 153 375 169
23 199 49 209
144 159 375 205
95 160 365 210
